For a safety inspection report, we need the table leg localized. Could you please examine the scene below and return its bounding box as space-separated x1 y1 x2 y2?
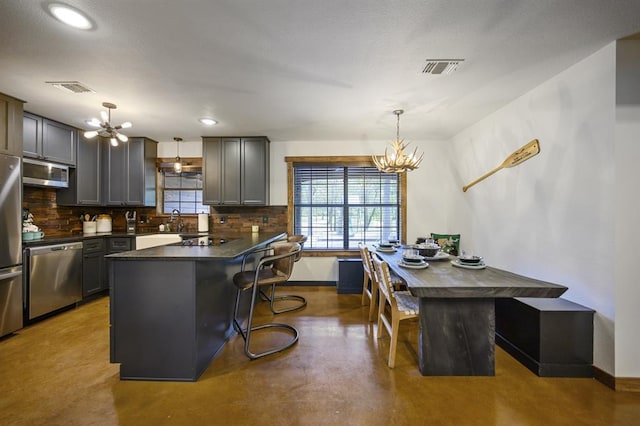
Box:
418 297 495 376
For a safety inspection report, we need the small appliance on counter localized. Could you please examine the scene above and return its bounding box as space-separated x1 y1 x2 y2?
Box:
96 214 112 233
126 211 136 234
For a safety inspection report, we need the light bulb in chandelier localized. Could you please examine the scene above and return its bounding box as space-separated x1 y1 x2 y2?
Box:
372 109 423 173
84 102 132 144
173 137 183 173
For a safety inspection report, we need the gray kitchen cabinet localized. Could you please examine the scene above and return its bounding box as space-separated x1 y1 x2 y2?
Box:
57 133 102 206
241 137 269 205
104 236 135 291
82 237 106 297
203 136 269 205
203 137 222 204
23 112 76 166
0 92 24 156
105 137 157 207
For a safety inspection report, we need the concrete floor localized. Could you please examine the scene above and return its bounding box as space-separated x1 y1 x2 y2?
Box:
1 286 639 425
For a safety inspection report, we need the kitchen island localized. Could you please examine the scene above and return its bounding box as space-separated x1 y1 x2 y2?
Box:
375 250 568 376
107 231 286 381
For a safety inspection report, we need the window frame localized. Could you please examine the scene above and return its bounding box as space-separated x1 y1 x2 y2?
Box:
157 157 209 216
286 156 407 257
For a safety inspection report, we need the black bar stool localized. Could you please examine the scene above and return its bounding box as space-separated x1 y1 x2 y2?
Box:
232 242 302 359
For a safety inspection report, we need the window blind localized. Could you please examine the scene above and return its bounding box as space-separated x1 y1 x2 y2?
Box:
293 165 400 250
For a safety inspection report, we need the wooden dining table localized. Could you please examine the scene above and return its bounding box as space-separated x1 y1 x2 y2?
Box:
374 249 568 376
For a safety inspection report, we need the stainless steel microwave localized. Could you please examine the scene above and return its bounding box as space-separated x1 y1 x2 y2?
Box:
22 158 69 188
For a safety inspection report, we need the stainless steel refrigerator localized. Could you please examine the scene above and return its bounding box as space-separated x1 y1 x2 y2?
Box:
0 153 23 337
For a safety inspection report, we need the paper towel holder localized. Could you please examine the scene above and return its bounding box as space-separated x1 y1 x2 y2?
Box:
198 212 209 233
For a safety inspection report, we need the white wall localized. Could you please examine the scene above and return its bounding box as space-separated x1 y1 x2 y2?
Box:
614 39 640 378
157 140 202 158
449 44 619 375
269 139 457 281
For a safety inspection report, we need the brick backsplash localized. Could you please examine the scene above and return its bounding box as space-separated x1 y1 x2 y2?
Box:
23 186 288 237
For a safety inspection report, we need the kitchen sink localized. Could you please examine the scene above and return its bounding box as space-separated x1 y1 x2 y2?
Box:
135 234 182 250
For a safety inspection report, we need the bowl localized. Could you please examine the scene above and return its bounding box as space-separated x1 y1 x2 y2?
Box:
378 242 395 248
402 255 424 264
413 244 439 257
458 255 483 264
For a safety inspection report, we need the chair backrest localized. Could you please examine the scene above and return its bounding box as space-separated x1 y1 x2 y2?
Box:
287 235 307 261
371 254 393 301
358 242 373 278
270 242 302 279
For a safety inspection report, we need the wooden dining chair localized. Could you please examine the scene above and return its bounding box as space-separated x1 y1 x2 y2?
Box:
372 254 419 368
358 242 379 322
359 242 406 322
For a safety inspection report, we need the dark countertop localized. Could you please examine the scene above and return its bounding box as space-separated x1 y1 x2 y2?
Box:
21 231 157 247
106 231 287 260
375 249 568 299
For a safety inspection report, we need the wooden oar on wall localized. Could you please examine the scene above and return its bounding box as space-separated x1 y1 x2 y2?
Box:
462 139 540 192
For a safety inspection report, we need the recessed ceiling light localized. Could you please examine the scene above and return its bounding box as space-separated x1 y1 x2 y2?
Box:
48 3 93 30
199 118 217 126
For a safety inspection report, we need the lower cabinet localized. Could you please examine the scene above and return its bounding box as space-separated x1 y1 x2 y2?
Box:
83 236 135 299
82 238 106 297
104 236 135 292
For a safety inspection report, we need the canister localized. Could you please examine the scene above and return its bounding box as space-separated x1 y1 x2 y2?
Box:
96 214 112 233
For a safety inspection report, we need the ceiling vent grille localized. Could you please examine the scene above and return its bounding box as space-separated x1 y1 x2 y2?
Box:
422 59 464 75
46 80 95 93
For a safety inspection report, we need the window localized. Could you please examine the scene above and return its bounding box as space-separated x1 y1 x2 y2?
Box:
161 170 210 214
287 157 406 252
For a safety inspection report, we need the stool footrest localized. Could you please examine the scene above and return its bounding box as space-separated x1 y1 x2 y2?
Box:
260 288 307 314
233 319 299 359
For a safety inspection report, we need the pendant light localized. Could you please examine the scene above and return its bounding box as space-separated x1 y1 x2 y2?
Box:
173 137 183 173
372 109 423 173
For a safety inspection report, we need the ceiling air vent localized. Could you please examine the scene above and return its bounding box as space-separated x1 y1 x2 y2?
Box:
422 59 464 75
46 80 95 93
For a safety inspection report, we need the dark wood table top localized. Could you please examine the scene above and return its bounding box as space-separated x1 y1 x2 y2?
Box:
375 249 568 299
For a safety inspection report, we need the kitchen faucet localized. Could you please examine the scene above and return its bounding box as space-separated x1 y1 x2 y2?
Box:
170 209 184 233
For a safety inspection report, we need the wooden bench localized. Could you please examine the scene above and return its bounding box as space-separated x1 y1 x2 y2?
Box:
495 297 595 377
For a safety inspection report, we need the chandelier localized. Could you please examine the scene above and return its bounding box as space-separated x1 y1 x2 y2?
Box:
372 109 423 173
84 102 132 147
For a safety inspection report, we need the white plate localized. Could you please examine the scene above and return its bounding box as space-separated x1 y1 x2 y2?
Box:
451 260 486 270
376 247 397 253
423 251 450 261
398 260 429 269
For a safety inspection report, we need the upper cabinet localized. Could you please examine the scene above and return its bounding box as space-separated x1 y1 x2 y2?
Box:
23 112 76 166
203 137 269 206
58 136 157 207
0 93 24 157
57 132 102 206
105 137 157 207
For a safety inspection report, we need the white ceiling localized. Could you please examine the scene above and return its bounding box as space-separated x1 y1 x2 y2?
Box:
1 1 639 144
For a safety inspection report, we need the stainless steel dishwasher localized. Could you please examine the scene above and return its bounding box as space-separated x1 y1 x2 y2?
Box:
25 242 83 320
